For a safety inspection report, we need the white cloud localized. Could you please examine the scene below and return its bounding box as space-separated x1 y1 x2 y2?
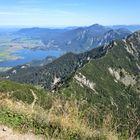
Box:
0 12 18 15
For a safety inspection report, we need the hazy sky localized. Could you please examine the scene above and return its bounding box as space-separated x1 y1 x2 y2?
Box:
0 0 140 27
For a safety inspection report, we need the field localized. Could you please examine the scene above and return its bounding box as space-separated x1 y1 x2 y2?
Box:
0 34 46 63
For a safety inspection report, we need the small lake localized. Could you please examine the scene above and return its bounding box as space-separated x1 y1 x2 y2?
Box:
0 49 64 67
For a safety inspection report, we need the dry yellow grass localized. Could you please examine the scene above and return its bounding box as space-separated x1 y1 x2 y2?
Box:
0 96 35 117
0 93 120 139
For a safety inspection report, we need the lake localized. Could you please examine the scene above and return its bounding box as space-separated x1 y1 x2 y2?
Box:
0 49 64 67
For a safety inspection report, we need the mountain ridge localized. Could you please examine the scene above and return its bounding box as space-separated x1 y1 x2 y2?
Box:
15 24 131 53
1 31 140 91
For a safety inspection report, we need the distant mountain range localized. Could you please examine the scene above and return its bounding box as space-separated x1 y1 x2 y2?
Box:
15 24 131 53
111 25 140 32
1 30 140 90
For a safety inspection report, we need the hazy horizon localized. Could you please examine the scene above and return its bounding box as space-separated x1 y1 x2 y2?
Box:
0 24 140 29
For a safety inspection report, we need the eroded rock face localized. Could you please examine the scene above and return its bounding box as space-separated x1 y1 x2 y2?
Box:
51 76 61 90
124 42 139 59
124 31 140 59
74 73 96 92
108 67 136 86
136 62 140 70
53 76 61 85
12 70 17 74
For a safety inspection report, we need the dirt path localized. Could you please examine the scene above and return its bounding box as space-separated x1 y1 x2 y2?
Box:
0 125 45 140
30 89 38 109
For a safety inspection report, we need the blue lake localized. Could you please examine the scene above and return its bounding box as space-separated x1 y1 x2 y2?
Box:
0 49 64 67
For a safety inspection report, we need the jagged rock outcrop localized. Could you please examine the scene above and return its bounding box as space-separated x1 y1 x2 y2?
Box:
74 73 96 92
108 67 136 86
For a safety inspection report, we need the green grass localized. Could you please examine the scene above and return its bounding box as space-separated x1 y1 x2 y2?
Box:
0 106 32 131
0 79 139 139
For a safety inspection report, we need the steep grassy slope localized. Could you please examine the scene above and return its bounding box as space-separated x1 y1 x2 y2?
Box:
59 36 140 138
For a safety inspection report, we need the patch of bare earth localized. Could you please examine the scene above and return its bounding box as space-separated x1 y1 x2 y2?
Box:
0 125 45 140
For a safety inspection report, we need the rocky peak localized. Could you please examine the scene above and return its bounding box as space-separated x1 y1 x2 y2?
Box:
87 24 111 32
127 30 140 44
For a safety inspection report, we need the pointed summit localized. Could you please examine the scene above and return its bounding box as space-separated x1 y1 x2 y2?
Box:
87 24 111 34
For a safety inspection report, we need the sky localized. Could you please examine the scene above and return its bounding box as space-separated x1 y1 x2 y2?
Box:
0 0 140 27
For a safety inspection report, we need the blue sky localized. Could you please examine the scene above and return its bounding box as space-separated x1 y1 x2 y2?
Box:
0 0 140 27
